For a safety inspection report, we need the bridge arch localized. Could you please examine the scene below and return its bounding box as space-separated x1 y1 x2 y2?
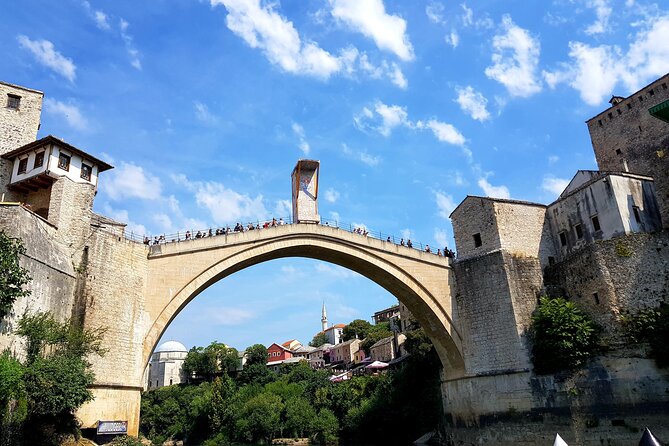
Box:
143 225 465 376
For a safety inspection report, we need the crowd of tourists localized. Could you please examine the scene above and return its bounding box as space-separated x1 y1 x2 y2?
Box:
141 218 456 258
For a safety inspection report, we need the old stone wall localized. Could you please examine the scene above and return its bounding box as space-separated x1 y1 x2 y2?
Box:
74 229 150 435
544 230 669 340
444 357 669 445
0 82 43 200
453 251 540 375
494 201 554 263
451 198 500 260
0 204 77 355
48 176 96 252
587 74 669 227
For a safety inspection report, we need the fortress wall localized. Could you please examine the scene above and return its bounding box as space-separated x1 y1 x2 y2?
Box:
451 198 501 260
75 230 150 436
544 231 669 338
587 74 669 227
0 204 76 355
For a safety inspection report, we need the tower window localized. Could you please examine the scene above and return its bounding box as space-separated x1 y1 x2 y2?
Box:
616 149 622 155
632 206 641 224
639 96 644 102
473 233 482 248
662 83 667 90
598 119 602 126
608 112 613 119
80 163 92 181
617 108 622 115
575 224 583 240
591 215 601 232
7 94 20 109
627 103 632 110
593 292 600 305
58 153 70 171
559 231 568 247
649 89 655 96
34 151 44 168
18 158 28 174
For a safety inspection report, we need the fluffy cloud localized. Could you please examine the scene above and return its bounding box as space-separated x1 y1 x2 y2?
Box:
478 177 511 199
343 48 408 88
173 174 268 224
214 0 341 79
355 101 466 147
324 188 340 203
435 191 456 218
342 143 380 167
120 19 142 70
543 14 669 105
445 30 460 49
434 229 449 248
43 98 88 131
485 15 541 97
584 0 612 35
541 176 569 196
194 101 218 125
208 307 255 325
455 86 490 121
292 122 311 155
426 2 445 24
101 204 147 236
417 119 466 146
103 162 163 201
17 35 76 82
94 11 111 30
329 0 414 61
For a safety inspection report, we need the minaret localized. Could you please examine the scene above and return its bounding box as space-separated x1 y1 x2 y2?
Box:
321 302 328 331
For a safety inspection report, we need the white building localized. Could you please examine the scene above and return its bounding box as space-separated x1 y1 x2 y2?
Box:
145 340 188 390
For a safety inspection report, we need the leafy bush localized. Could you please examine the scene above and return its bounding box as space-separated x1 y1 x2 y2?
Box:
0 231 31 319
621 304 669 367
531 297 599 374
108 435 147 446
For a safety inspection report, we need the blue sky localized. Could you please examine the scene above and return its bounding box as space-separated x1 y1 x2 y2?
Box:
3 0 669 351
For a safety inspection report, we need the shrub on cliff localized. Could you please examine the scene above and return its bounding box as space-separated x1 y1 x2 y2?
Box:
531 297 599 374
0 230 31 319
621 303 669 368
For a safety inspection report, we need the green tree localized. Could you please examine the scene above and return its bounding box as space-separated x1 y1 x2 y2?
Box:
531 297 599 374
235 392 284 443
309 332 329 347
313 408 339 444
284 397 317 438
360 327 393 356
342 319 373 341
9 312 105 445
209 374 236 434
245 344 268 366
0 231 31 319
238 363 275 386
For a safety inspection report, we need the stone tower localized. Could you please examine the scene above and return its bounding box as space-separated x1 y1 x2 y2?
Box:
0 81 43 201
586 74 669 227
291 159 320 224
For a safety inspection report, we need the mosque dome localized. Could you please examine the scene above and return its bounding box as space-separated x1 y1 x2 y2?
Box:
155 340 188 353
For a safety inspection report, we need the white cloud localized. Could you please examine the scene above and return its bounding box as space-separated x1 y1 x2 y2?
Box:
94 11 111 30
461 3 473 26
324 188 340 203
343 48 408 88
103 162 163 201
152 213 174 232
214 0 341 79
445 30 460 49
374 102 410 136
435 191 456 218
543 14 669 105
329 0 414 61
426 2 445 24
450 170 467 186
455 86 490 121
584 0 612 35
292 122 311 155
460 3 494 29
43 98 88 131
484 15 542 98
120 19 142 70
329 211 341 222
478 177 511 199
173 174 268 224
542 176 569 196
434 229 449 248
17 35 76 82
194 101 218 125
355 101 467 148
101 204 147 236
342 144 380 166
401 228 412 240
314 262 355 278
274 199 292 219
209 307 255 325
548 155 559 164
417 119 466 146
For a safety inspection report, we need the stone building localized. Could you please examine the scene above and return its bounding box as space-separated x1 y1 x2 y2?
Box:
329 338 361 367
145 340 188 390
369 334 405 362
372 304 399 324
586 73 669 227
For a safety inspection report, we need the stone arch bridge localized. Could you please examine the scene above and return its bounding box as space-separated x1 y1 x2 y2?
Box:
78 222 532 436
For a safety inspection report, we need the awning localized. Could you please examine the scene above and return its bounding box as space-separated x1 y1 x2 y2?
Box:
649 100 669 123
